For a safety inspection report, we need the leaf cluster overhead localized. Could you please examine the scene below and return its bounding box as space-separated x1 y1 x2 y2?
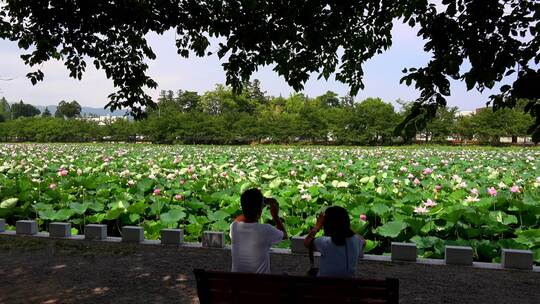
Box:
0 0 538 138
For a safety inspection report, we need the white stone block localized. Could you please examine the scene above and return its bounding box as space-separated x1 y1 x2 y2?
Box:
0 219 5 232
16 220 38 235
502 249 533 270
391 242 416 261
445 246 473 266
85 224 107 240
122 226 144 243
49 222 71 237
290 236 308 254
161 229 184 245
202 231 224 248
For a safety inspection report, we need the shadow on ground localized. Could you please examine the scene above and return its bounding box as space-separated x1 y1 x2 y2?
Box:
0 236 539 304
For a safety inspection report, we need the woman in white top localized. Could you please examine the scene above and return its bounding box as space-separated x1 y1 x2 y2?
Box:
304 206 364 277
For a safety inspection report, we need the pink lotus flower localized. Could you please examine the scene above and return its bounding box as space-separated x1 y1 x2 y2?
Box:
58 169 68 177
423 168 432 175
423 199 437 207
187 166 194 174
470 188 479 196
413 178 421 185
337 172 344 178
434 185 442 192
487 187 498 197
180 179 186 185
510 185 520 193
49 183 57 190
153 188 161 196
414 206 428 214
360 214 367 221
127 180 135 187
174 194 183 201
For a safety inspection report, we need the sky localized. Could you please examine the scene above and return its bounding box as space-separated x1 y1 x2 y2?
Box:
0 20 509 111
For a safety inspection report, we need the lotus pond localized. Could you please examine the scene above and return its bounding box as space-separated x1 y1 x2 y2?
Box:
1 143 540 263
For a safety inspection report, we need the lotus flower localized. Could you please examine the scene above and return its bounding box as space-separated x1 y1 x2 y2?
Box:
423 168 432 175
58 169 68 177
301 194 312 201
434 185 442 191
510 185 520 193
127 180 135 187
175 194 183 201
337 172 344 178
153 188 161 196
413 178 421 185
290 170 297 176
414 206 428 214
423 199 437 207
465 196 480 203
487 187 498 197
470 188 479 196
48 183 57 190
360 214 367 221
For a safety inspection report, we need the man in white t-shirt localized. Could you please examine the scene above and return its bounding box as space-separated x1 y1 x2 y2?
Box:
230 188 288 274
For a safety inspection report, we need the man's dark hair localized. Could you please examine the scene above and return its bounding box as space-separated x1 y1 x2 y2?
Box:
323 206 355 246
241 188 264 221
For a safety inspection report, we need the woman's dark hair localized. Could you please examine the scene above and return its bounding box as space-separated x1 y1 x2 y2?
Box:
323 206 355 246
240 188 264 221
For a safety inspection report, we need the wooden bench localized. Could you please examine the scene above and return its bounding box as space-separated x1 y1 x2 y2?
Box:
194 269 399 304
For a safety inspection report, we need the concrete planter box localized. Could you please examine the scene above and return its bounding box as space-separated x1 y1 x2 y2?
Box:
0 219 5 232
122 226 144 243
85 224 107 240
290 236 308 254
202 231 224 248
502 249 533 270
49 222 71 238
391 242 417 262
161 229 184 245
16 220 38 235
445 246 473 266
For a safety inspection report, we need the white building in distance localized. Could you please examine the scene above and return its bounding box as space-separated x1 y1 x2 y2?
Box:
82 114 126 126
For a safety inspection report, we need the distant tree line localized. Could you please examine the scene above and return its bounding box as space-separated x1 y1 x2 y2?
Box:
0 81 534 145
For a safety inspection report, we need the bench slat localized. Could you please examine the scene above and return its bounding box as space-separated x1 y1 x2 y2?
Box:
194 269 399 304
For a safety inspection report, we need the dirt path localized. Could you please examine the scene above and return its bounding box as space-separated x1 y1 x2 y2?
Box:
1 235 539 304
